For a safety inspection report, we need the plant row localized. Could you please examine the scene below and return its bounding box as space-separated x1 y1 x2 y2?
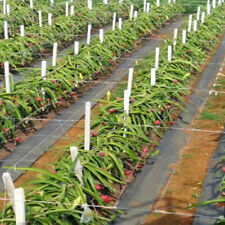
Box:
0 0 132 71
1 2 225 225
0 0 69 37
0 2 181 146
0 0 109 40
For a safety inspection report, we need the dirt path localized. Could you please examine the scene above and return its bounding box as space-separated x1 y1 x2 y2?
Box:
143 37 225 225
113 30 225 225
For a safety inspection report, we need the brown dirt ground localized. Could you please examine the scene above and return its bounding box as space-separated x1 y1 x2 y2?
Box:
143 56 225 225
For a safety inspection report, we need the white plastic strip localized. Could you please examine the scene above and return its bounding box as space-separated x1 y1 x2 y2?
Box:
65 1 69 16
112 12 116 31
3 0 6 14
207 3 211 14
52 43 57 66
38 11 42 27
182 29 186 44
143 0 146 12
146 2 150 13
201 12 205 23
70 146 78 161
124 89 130 115
70 5 74 15
80 204 93 223
173 28 178 46
41 61 47 79
20 25 24 37
88 0 92 10
193 20 198 32
188 14 192 32
127 68 134 94
151 68 156 86
84 102 91 151
87 23 92 45
6 4 10 15
29 0 33 9
156 0 160 7
99 29 104 43
14 188 26 225
129 4 134 20
4 21 8 39
48 13 52 26
4 61 10 93
155 47 160 69
197 6 201 20
2 172 15 211
173 28 178 39
118 18 122 30
168 45 172 62
70 146 83 184
74 41 79 55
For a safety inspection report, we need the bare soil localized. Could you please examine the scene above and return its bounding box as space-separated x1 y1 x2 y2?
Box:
144 42 225 225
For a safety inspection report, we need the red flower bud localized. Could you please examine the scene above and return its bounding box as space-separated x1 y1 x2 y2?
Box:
142 146 148 153
173 80 179 84
99 152 106 157
95 184 102 191
36 97 42 102
14 137 20 142
3 128 9 132
137 163 143 169
131 98 136 103
108 108 116 114
124 170 132 176
101 195 111 203
164 121 169 125
56 102 62 107
91 131 99 137
155 120 160 126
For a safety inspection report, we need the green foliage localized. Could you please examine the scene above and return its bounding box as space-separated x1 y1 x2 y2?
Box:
1 2 225 225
